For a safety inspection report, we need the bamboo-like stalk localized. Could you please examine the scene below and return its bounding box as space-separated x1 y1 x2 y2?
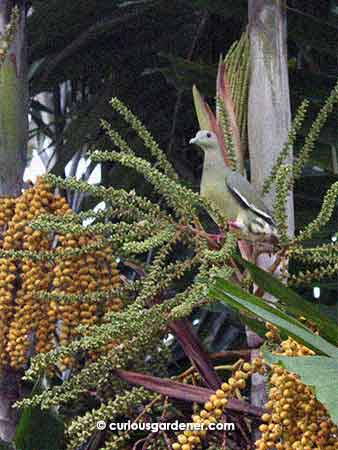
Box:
0 2 27 197
0 1 28 442
247 0 294 441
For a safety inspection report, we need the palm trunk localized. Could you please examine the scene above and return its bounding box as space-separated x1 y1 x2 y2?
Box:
247 0 294 435
0 0 28 441
248 0 293 227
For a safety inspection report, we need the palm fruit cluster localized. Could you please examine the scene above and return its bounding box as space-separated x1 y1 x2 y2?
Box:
4 182 52 368
255 325 337 450
52 231 120 370
0 177 122 370
0 197 16 364
0 179 54 368
172 357 266 450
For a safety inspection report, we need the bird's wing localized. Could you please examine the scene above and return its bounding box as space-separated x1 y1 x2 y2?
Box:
226 172 275 226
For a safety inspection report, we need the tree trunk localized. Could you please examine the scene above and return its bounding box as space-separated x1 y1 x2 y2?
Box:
247 0 294 435
0 0 28 442
248 0 293 230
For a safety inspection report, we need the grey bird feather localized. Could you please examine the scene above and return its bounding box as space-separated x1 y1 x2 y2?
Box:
226 172 275 226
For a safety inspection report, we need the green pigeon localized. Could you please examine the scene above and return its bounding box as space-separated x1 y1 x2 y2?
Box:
189 130 278 243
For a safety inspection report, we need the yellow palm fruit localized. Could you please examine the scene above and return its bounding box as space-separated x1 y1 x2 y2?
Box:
173 360 257 449
6 179 55 368
0 197 16 229
0 177 124 371
0 186 38 366
256 336 336 449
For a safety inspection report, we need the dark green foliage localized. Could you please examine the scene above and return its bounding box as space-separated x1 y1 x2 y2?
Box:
236 256 337 345
0 441 13 450
210 278 338 358
15 406 65 450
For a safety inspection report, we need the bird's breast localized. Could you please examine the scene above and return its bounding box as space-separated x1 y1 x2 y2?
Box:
200 173 239 220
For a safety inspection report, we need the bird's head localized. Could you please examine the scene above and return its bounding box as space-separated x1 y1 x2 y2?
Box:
189 130 218 150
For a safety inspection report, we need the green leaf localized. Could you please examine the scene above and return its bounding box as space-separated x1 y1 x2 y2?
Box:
237 313 267 339
236 256 338 345
31 99 54 115
205 302 267 339
51 84 114 176
28 57 47 81
288 15 337 58
192 85 213 131
263 351 338 426
15 406 65 450
210 278 338 358
0 441 13 450
149 53 216 95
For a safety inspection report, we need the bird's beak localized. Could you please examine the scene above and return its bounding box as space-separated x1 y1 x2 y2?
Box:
189 137 198 145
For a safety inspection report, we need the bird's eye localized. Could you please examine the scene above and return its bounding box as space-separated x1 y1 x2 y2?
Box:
206 132 212 138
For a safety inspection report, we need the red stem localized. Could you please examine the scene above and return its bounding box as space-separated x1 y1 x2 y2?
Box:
114 368 264 417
